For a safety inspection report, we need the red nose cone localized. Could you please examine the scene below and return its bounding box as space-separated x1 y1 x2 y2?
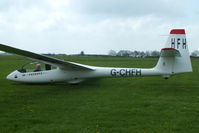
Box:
170 29 185 34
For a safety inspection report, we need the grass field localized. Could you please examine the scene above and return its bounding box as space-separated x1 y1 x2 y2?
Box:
0 55 199 133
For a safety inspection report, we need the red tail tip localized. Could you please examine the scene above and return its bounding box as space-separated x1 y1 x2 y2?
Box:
170 29 185 34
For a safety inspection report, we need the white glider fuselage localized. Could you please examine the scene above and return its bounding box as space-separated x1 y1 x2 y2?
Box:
6 67 161 84
1 29 193 84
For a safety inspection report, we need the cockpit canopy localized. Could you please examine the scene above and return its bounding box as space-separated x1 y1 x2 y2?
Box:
17 61 53 73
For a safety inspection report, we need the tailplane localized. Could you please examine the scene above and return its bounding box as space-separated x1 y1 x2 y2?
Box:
154 29 192 79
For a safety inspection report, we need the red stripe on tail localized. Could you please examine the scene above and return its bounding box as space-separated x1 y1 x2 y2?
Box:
161 48 176 51
170 29 185 34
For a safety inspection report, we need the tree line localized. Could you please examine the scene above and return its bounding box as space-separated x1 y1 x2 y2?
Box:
2 50 199 58
191 50 199 57
109 50 199 57
108 50 160 57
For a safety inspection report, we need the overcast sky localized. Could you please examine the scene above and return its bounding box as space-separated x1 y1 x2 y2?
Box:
0 0 198 54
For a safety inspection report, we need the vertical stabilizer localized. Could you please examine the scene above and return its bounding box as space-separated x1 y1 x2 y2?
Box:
155 29 192 78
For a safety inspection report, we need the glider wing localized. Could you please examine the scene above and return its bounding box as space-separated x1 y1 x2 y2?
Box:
0 44 94 71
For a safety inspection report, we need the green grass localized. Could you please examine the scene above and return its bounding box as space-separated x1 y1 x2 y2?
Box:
0 56 199 133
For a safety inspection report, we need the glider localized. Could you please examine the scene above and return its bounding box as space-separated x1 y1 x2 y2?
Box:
0 29 192 84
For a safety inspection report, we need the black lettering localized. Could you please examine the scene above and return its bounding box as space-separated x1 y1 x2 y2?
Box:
120 69 126 76
171 38 175 48
131 69 136 76
126 69 131 76
177 38 181 49
182 38 186 49
110 69 117 76
136 69 142 76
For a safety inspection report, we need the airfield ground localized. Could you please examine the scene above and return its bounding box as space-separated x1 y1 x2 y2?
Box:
0 55 199 133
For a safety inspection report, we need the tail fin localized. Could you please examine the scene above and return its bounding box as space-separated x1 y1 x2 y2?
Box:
155 29 192 78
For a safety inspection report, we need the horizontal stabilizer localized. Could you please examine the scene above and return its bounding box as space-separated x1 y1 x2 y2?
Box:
160 48 181 57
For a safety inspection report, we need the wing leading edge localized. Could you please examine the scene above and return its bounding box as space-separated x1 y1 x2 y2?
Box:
0 44 94 71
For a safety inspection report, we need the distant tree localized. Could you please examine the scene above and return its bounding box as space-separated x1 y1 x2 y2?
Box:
117 50 131 57
80 51 85 56
108 49 163 58
145 51 151 57
108 50 117 56
132 51 139 57
140 51 145 57
191 50 199 57
151 50 160 57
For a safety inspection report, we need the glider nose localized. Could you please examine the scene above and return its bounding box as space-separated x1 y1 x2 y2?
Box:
6 73 14 80
6 70 19 81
